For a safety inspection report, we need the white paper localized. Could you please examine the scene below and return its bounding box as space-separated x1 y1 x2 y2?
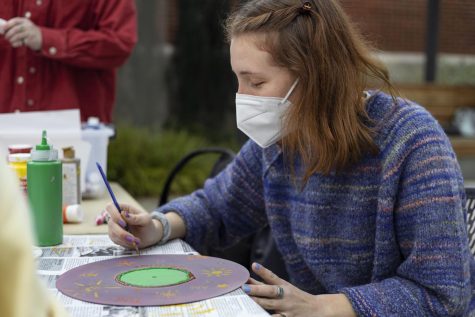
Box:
0 110 90 192
37 235 269 317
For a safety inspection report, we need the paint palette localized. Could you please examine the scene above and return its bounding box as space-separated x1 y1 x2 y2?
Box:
56 254 249 306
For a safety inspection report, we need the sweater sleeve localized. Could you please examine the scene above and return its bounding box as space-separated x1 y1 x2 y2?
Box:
156 141 268 253
340 105 472 316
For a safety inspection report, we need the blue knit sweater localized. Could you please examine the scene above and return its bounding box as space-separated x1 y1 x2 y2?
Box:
158 92 475 316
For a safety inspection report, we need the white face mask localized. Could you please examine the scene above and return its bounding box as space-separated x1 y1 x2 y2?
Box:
236 79 299 148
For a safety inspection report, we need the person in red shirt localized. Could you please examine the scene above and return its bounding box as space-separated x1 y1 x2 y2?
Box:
0 0 137 123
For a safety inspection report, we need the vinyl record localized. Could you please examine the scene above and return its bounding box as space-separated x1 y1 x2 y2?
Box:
56 254 249 306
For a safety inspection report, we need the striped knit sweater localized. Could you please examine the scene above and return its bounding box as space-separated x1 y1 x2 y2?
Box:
157 92 475 316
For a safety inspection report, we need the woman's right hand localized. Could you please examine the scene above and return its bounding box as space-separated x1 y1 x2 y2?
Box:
106 203 163 249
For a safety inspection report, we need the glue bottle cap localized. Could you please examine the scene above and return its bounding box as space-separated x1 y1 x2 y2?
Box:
36 130 51 151
31 130 58 161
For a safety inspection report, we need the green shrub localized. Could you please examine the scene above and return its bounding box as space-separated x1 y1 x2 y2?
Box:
107 124 239 197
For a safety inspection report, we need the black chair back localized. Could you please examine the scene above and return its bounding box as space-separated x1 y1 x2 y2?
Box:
158 147 235 207
466 187 475 256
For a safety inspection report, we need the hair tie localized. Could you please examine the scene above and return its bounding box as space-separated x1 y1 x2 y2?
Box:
302 1 312 11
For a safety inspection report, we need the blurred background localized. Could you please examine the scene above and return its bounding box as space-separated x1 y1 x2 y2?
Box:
108 0 475 207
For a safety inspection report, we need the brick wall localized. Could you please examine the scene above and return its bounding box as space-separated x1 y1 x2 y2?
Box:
164 0 475 55
340 0 475 54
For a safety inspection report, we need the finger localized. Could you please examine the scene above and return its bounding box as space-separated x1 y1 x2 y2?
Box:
122 210 151 227
11 40 24 48
108 220 140 248
8 31 27 45
251 296 281 312
116 203 148 227
4 24 25 41
4 18 24 33
117 203 142 215
105 203 127 228
247 277 264 285
252 263 289 286
245 284 284 299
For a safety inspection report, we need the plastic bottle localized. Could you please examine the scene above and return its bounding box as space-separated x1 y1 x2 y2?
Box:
81 117 114 198
27 130 63 246
62 146 81 206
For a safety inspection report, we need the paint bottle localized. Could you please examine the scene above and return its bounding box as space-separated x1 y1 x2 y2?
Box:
5 144 32 162
8 153 30 193
62 204 84 223
27 130 63 246
62 146 81 206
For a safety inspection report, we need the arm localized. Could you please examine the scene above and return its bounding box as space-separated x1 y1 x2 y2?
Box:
156 141 268 253
38 0 137 69
339 108 472 316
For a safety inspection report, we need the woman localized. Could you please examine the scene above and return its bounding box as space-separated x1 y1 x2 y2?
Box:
106 0 475 316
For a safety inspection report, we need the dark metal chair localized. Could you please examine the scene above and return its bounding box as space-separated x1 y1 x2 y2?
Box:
158 147 236 207
466 187 475 256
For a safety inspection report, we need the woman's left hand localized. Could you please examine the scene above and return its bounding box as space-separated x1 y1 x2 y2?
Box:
243 263 320 317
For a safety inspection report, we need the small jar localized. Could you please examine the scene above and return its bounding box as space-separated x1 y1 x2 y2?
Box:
8 144 33 154
8 153 30 193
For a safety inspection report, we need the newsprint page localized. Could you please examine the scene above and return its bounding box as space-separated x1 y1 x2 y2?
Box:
36 235 270 317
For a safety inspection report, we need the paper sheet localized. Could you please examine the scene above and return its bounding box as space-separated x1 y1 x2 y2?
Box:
37 235 270 317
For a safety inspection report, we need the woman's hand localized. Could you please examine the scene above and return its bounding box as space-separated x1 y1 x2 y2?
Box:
106 203 163 250
3 18 42 50
244 263 356 317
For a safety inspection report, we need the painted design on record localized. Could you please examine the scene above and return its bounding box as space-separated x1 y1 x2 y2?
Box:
56 254 249 306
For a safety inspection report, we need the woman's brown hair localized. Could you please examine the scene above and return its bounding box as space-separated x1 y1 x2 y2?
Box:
226 0 395 182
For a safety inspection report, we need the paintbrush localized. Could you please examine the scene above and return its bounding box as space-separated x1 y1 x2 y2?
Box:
96 162 140 255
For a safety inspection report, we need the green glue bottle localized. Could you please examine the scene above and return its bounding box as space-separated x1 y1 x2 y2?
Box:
27 130 63 246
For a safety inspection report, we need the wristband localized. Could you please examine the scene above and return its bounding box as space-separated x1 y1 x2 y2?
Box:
151 211 171 245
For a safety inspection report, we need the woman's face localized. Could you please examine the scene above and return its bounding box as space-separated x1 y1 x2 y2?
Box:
230 33 296 100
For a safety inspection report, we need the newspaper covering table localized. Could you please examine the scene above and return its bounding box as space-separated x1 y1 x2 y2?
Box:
36 235 270 317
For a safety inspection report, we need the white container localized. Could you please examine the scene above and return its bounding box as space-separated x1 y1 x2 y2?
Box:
81 117 115 198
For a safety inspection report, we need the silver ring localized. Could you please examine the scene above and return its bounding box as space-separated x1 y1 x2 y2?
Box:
276 286 284 299
105 212 111 223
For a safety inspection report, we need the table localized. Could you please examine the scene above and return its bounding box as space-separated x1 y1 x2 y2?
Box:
64 182 147 235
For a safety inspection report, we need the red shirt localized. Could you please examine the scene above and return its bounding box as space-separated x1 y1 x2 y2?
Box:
0 0 137 123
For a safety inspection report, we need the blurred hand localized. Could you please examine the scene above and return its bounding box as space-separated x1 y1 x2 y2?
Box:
4 17 42 50
106 203 163 250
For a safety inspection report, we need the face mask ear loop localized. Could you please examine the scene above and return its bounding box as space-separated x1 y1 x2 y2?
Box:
281 78 300 104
